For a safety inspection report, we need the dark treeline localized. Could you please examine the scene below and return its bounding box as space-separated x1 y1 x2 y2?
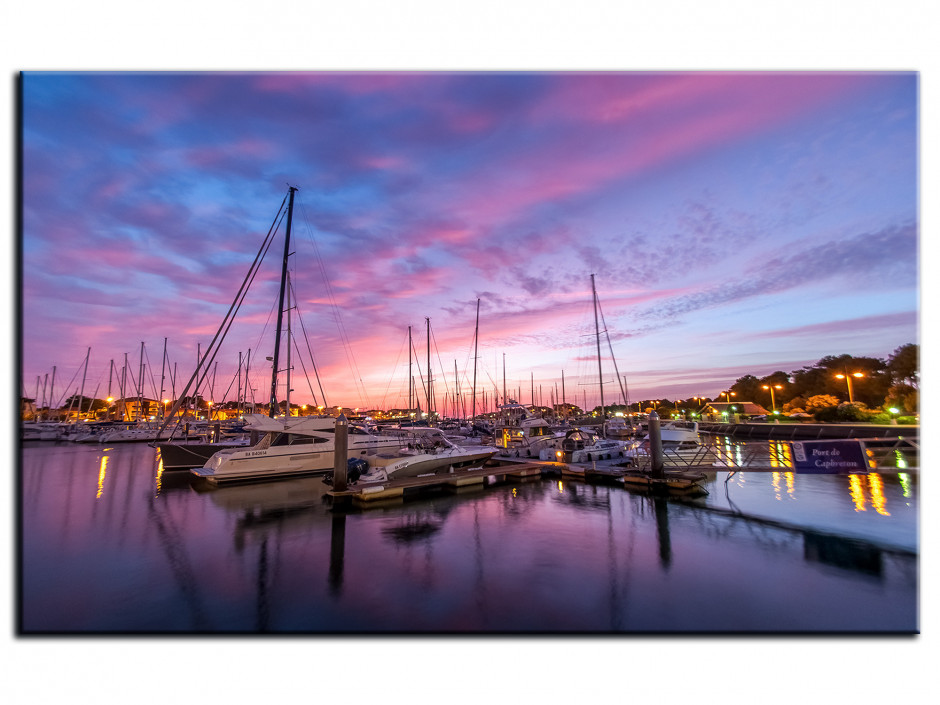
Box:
582 343 918 423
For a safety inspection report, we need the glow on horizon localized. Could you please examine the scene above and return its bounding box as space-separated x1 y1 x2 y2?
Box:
20 72 918 411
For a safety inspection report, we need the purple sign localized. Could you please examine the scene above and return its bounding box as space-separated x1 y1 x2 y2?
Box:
791 440 870 474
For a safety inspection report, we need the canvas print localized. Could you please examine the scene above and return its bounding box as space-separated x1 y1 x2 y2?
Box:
19 71 918 634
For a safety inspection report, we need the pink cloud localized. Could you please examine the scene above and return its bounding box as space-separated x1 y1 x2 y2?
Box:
434 74 881 227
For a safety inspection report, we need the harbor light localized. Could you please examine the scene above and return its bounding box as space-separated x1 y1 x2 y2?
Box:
835 371 864 403
762 383 782 412
889 407 899 425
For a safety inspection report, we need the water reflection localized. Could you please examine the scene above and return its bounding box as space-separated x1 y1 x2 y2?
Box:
771 471 796 501
19 443 918 633
146 492 211 630
653 496 672 570
803 531 883 577
95 454 109 500
382 514 444 543
899 473 912 499
329 515 346 596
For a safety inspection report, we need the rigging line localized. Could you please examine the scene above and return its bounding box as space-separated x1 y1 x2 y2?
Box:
53 350 89 407
157 194 288 437
189 205 286 412
429 324 451 405
235 283 278 418
379 330 408 411
143 344 161 402
410 336 427 404
596 296 628 405
457 316 479 390
288 277 328 408
288 335 319 408
297 201 371 408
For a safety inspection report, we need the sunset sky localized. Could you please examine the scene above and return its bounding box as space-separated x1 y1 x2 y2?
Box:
20 71 918 412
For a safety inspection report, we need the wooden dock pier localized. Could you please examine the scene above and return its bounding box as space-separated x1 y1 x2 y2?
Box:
326 461 546 504
324 429 917 510
326 456 709 507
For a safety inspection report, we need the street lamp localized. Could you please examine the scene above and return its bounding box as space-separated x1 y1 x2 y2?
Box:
889 407 899 425
835 371 864 403
762 384 782 413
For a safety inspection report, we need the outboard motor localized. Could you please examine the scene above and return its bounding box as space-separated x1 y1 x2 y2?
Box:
347 457 368 483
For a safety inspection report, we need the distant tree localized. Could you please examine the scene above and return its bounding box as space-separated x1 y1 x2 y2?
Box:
61 394 109 413
791 354 889 408
885 383 918 414
782 396 807 414
729 374 762 402
814 401 873 423
790 365 831 401
887 344 918 388
805 394 840 413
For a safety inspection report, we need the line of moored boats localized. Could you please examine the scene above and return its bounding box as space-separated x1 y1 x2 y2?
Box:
22 400 702 488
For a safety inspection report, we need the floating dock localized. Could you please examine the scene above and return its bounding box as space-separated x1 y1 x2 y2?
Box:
324 431 917 509
326 456 708 507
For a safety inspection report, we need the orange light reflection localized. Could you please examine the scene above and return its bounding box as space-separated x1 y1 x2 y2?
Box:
868 473 890 516
848 474 867 512
96 455 109 500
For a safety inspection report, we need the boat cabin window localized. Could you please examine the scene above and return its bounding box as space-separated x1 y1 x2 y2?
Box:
270 433 328 446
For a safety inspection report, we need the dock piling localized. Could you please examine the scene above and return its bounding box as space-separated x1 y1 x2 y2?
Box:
648 411 664 479
333 414 349 492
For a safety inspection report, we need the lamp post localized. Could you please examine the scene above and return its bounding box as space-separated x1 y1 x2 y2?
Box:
762 384 782 413
889 407 899 425
835 371 864 403
721 391 735 418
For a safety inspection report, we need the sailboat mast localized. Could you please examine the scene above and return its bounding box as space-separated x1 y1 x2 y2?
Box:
591 273 605 419
49 366 56 418
78 347 90 420
502 353 506 405
286 271 292 418
237 351 243 417
472 298 479 424
426 317 432 418
408 326 413 415
269 186 297 418
138 341 145 421
120 355 127 421
159 338 167 419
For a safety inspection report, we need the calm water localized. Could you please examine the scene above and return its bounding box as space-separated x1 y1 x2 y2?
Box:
19 440 918 633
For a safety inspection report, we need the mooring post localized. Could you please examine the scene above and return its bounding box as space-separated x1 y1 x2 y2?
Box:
648 411 664 479
333 414 349 492
213 422 221 442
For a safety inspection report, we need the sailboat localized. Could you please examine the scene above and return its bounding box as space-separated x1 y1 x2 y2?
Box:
175 187 493 484
543 275 636 461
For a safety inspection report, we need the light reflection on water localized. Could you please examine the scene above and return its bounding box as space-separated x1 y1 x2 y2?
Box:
19 441 918 633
